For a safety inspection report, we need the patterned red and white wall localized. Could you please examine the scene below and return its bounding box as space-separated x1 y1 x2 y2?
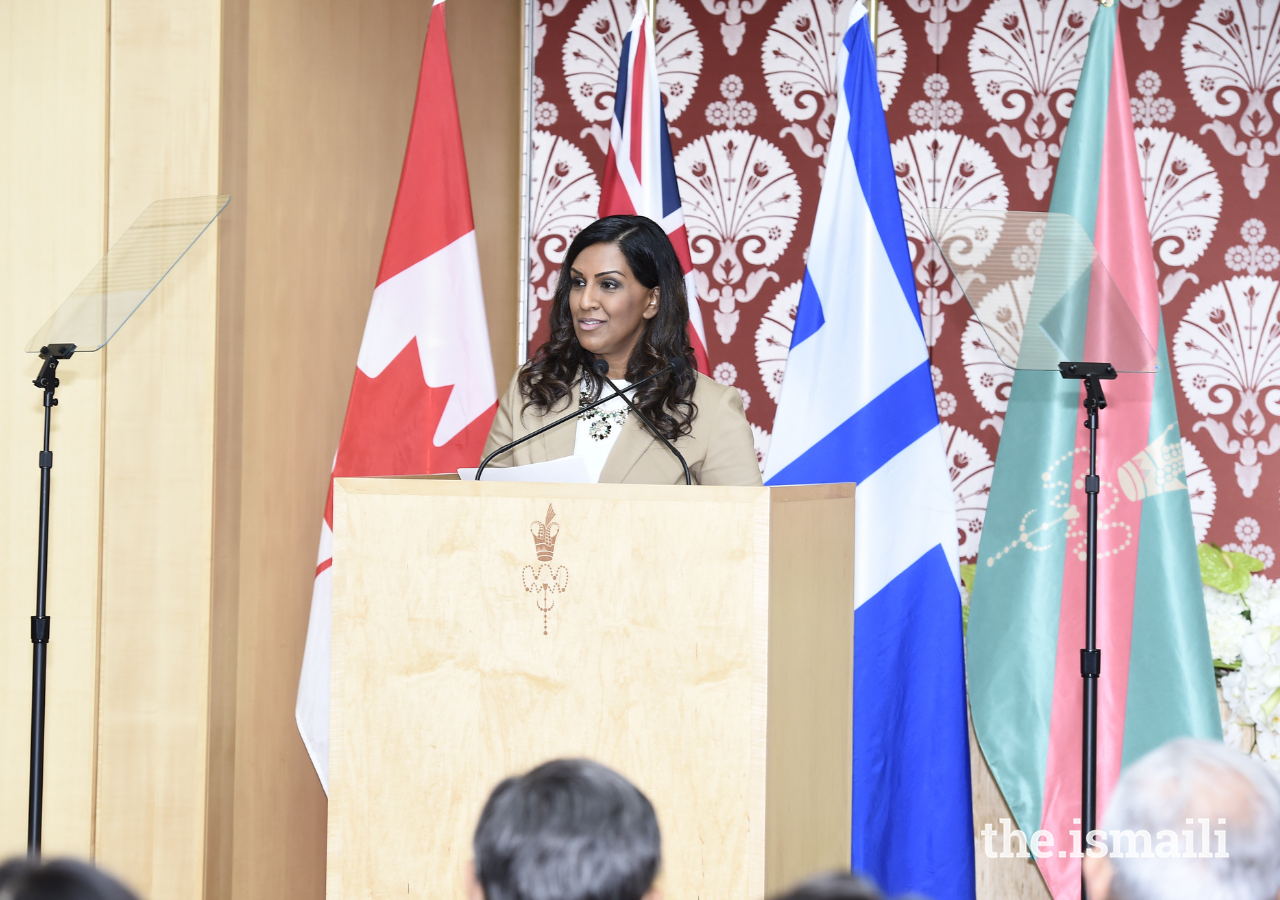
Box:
524 0 1280 570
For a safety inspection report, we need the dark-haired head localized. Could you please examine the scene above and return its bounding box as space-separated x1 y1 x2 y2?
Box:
519 215 698 440
0 857 140 900
771 872 884 900
469 758 660 900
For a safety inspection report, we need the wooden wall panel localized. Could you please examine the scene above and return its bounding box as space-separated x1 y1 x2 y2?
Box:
204 0 250 895
226 3 431 900
971 718 1052 899
0 0 109 863
93 1 222 896
0 0 530 895
764 487 854 895
225 2 524 899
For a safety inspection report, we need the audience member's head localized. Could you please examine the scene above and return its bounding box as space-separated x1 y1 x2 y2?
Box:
0 858 140 900
469 758 661 900
1083 738 1280 900
771 871 883 900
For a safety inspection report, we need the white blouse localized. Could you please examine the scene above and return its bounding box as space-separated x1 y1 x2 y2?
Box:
573 379 632 483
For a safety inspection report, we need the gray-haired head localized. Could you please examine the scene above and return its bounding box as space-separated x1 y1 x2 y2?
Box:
1101 738 1280 900
472 758 661 900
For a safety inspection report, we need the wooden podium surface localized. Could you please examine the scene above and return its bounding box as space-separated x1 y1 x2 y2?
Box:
328 479 855 900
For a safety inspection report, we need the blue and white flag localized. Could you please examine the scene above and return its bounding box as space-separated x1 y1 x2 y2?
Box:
762 5 974 898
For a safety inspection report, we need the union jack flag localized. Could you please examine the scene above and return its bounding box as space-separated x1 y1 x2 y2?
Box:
599 7 710 374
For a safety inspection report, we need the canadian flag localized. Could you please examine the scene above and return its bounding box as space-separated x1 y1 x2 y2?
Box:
295 0 497 791
599 7 710 374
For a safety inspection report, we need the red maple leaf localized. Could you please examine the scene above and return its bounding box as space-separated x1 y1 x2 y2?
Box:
323 337 496 528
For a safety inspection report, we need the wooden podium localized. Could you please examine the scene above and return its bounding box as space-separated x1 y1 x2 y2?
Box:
327 478 856 900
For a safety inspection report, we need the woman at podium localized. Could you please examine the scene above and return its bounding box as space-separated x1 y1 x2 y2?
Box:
484 215 762 486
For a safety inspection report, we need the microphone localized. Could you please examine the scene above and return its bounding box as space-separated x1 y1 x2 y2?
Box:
591 358 691 485
474 358 686 480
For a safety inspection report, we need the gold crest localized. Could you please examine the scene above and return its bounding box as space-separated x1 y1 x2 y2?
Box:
524 504 568 634
530 504 560 561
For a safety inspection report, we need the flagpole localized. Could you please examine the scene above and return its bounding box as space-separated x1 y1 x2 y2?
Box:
647 0 656 35
867 0 878 52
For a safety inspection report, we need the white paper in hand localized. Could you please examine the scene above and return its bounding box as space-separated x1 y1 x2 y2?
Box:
458 456 592 483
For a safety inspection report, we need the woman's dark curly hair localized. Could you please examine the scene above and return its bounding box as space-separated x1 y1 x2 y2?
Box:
518 215 698 440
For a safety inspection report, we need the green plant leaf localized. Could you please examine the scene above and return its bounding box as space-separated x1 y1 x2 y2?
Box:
1199 543 1253 594
1225 550 1265 574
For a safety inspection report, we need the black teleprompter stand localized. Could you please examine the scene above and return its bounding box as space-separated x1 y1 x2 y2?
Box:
1058 361 1116 900
17 195 227 858
27 342 75 857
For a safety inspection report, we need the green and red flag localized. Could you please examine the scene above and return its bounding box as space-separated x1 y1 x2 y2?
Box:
966 7 1221 898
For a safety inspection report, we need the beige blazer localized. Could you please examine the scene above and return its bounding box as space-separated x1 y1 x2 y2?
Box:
482 370 764 486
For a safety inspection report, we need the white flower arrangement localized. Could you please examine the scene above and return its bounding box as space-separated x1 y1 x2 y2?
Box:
1200 544 1280 774
1203 584 1250 666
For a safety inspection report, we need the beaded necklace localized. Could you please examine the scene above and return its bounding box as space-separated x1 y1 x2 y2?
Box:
579 405 629 441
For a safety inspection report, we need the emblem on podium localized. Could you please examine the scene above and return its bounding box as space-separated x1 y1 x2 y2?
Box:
523 504 569 635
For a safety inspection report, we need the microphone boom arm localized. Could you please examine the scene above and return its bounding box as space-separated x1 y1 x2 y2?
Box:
474 364 675 479
599 369 691 485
